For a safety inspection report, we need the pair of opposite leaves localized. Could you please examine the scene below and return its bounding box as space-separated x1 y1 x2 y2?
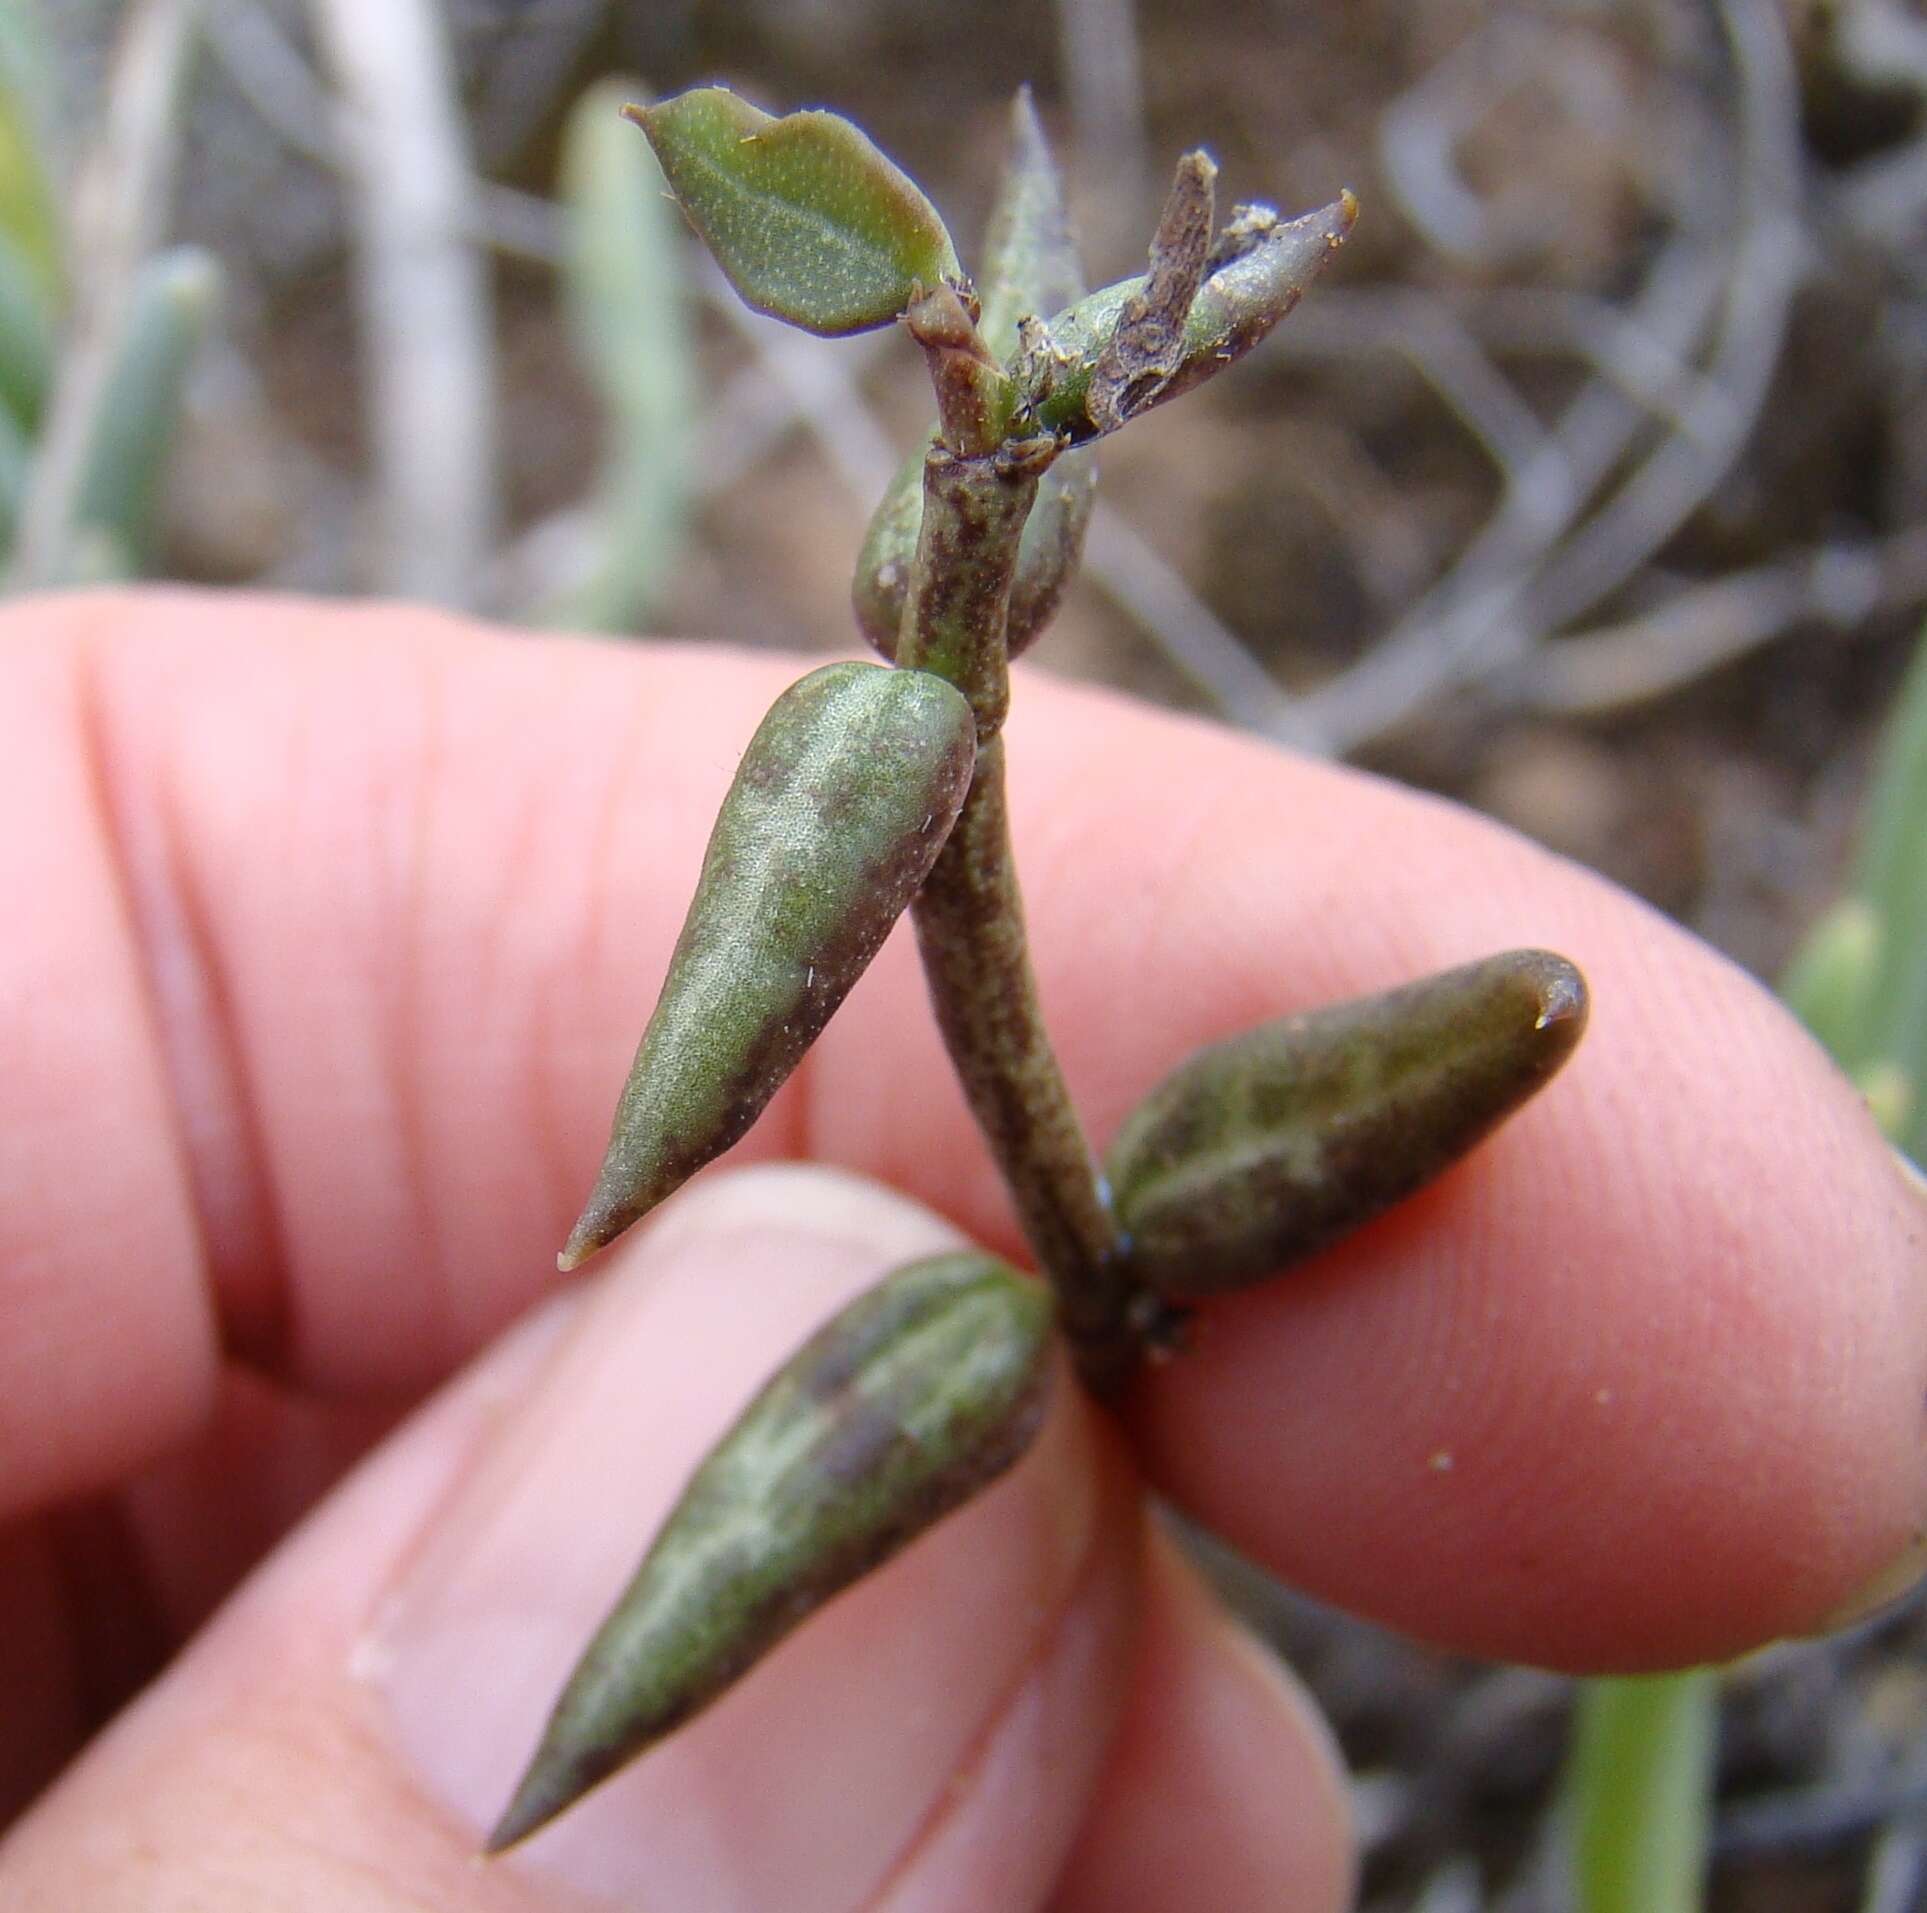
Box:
488 86 1589 1853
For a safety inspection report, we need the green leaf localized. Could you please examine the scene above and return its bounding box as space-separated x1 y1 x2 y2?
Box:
560 662 976 1270
1779 897 1882 1067
977 86 1083 361
1566 1672 1718 1913
488 1250 1055 1851
1106 950 1588 1297
1032 191 1358 444
625 87 960 337
852 90 1095 660
69 246 220 575
0 222 56 433
851 447 923 653
542 80 694 631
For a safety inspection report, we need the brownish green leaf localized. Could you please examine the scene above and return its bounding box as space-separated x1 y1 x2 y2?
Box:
1033 190 1358 444
559 663 975 1270
624 87 961 336
488 1251 1056 1851
1107 950 1588 1297
977 86 1084 361
852 90 1095 660
851 447 925 656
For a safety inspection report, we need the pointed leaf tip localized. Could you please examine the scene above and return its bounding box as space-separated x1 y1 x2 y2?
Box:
977 83 1082 360
1033 187 1358 443
486 1252 1054 1848
559 663 975 1268
485 1772 572 1855
625 87 960 336
1107 950 1588 1298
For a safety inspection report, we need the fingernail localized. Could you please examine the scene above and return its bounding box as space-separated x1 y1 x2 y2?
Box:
360 1165 1103 1908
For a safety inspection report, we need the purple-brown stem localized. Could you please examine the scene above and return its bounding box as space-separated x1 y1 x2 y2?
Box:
895 427 1149 1390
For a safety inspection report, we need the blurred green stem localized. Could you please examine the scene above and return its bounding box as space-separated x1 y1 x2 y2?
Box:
1567 1670 1719 1913
540 78 691 631
1846 635 1927 1165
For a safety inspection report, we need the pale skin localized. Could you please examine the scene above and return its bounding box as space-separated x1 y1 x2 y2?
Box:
0 588 1922 1910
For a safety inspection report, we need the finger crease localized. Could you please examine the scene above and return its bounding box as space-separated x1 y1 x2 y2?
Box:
866 1519 1117 1910
76 634 293 1368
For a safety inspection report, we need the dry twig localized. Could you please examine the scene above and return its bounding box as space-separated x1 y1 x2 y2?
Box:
1053 0 1149 204
307 0 498 606
1273 0 1807 754
1515 526 1927 717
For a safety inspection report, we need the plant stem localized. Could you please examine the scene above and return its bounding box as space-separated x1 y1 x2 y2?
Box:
894 439 1039 728
896 437 1147 1390
904 283 1013 459
1566 1670 1718 1913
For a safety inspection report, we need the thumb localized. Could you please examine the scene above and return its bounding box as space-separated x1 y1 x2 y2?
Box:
0 1167 1141 1911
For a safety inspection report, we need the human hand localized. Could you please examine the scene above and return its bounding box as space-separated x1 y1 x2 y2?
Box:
1 590 1920 1910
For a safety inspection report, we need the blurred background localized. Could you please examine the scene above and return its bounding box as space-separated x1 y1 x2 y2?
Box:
6 0 1926 1906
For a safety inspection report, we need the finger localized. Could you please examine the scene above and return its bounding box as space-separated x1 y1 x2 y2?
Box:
10 591 1923 1668
1102 846 1927 1666
0 627 217 1514
1052 1525 1354 1913
821 662 1927 1665
0 1373 410 1821
0 1168 1141 1910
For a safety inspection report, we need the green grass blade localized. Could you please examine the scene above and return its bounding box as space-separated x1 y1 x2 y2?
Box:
0 383 28 550
0 222 56 433
1848 632 1927 1164
1568 1670 1719 1913
0 2 54 116
541 80 693 632
68 245 219 575
1779 897 1883 1066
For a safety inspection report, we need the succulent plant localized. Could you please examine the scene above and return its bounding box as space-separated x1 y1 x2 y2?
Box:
490 85 1589 1853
